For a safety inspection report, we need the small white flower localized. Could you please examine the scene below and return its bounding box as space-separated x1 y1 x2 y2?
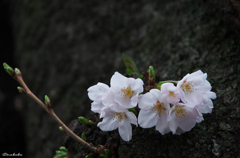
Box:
138 89 170 134
168 103 201 134
97 107 137 141
87 82 109 102
105 72 144 109
161 83 180 104
177 70 212 106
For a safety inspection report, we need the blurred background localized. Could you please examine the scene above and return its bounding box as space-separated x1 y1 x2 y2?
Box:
0 0 239 158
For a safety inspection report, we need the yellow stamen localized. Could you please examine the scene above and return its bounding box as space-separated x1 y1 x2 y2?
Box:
112 112 127 123
172 105 188 120
168 91 176 97
181 80 197 94
151 101 166 115
119 87 133 99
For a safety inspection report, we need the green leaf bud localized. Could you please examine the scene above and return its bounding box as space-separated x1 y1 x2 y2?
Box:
14 68 22 76
148 66 155 82
122 54 143 79
81 133 87 142
78 116 89 125
56 150 64 155
3 62 15 76
17 86 26 94
59 146 67 152
88 120 93 126
59 126 63 131
44 95 51 109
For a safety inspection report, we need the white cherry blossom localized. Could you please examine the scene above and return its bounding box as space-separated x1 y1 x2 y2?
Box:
97 106 137 141
168 103 201 134
138 89 170 134
105 72 144 109
177 70 212 106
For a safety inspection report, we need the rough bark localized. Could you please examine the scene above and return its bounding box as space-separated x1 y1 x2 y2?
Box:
6 0 240 157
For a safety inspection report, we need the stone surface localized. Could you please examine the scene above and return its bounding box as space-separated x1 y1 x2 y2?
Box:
6 0 240 157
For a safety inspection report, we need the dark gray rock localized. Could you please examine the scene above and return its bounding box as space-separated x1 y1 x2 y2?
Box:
7 0 240 157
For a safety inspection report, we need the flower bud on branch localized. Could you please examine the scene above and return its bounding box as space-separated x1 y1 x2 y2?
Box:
17 86 26 94
44 95 52 110
3 62 15 77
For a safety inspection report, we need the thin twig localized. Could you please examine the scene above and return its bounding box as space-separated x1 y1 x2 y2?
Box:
14 73 105 154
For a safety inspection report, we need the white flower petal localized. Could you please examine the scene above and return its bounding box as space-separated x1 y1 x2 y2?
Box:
118 120 132 141
130 95 139 107
99 107 112 118
184 91 203 105
91 102 104 114
87 82 109 102
169 118 177 134
206 91 217 99
126 111 138 126
138 93 155 110
176 106 200 131
130 78 144 93
150 89 162 100
197 99 213 114
97 115 118 131
157 122 171 135
138 109 158 128
109 102 128 113
110 72 127 87
155 111 169 132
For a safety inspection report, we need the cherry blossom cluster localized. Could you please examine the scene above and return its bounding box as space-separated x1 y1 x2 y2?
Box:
87 70 216 141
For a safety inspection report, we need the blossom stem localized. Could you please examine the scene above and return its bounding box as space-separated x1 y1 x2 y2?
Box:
12 70 105 154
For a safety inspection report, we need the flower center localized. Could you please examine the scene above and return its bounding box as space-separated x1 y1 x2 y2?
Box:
151 101 166 115
120 87 133 99
168 91 176 97
112 112 127 123
181 80 197 94
172 105 187 120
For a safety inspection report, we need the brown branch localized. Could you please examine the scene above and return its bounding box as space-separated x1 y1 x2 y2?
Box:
13 73 105 154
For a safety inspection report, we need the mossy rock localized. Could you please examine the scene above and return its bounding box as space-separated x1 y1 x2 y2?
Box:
8 0 240 157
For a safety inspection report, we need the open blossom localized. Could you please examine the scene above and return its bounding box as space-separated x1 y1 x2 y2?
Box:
168 103 201 134
104 72 144 109
177 70 212 106
138 89 170 134
161 83 180 104
97 106 137 141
